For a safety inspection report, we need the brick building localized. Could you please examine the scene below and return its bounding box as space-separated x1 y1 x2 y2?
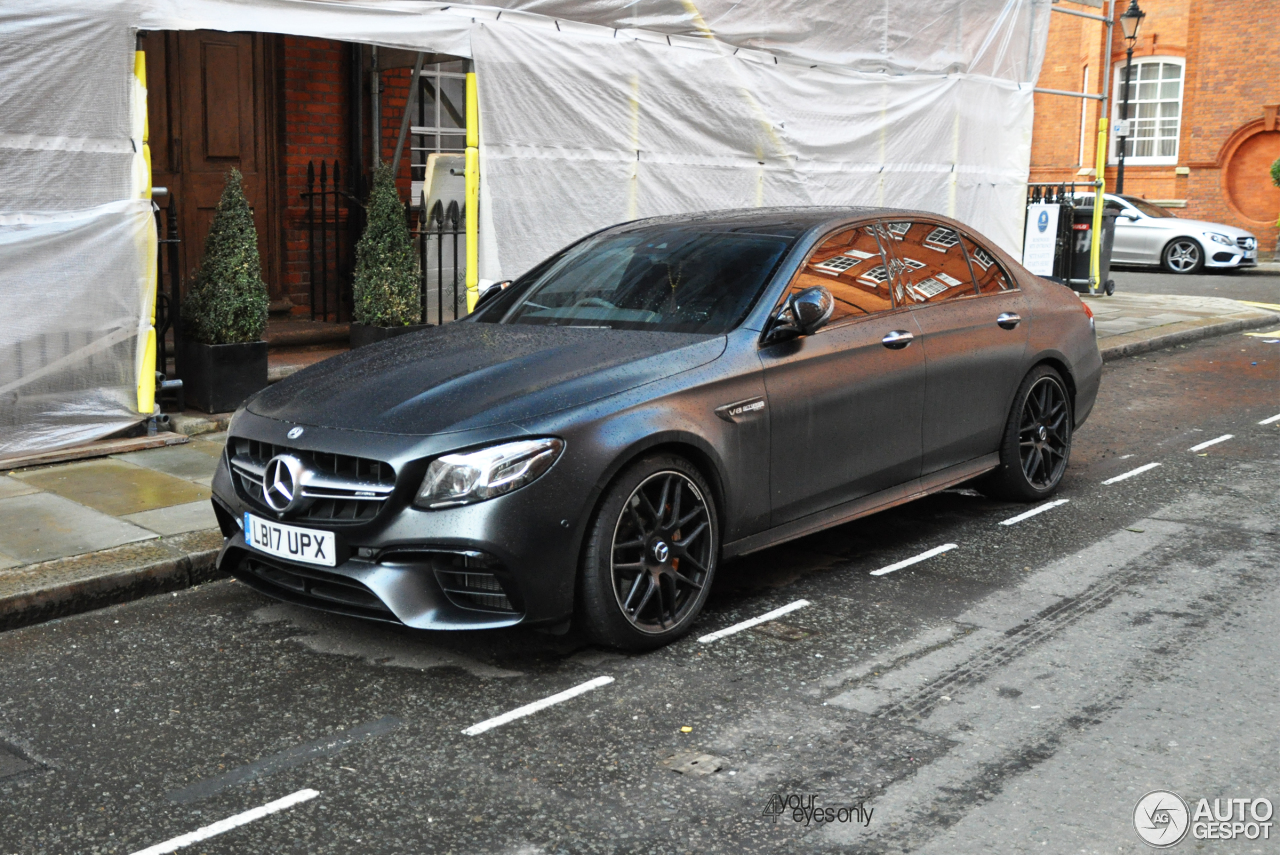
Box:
142 32 460 320
1030 0 1280 256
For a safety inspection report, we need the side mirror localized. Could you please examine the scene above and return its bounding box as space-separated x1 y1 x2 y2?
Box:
766 285 834 343
474 279 513 309
789 286 835 335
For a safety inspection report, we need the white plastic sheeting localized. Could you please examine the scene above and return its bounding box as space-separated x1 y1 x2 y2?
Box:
0 201 156 458
0 0 1050 457
472 19 1036 280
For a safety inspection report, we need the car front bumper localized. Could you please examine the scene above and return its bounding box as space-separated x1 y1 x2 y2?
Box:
210 410 591 630
1205 243 1258 269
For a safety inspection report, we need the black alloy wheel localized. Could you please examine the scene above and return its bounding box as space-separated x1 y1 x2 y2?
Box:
986 365 1073 501
579 455 718 649
1162 238 1204 274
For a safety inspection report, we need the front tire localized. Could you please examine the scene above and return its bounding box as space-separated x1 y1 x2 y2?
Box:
1161 238 1204 274
578 455 718 650
986 365 1073 502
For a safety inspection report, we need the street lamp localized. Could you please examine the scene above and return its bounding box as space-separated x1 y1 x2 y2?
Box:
1115 0 1146 194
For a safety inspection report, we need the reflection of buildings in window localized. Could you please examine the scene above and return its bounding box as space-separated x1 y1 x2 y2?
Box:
885 222 911 241
857 265 892 288
968 245 995 271
812 248 877 276
923 227 960 253
907 271 964 302
887 257 927 280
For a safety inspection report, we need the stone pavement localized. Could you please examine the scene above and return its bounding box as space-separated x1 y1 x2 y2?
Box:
1 292 1277 631
1084 291 1280 361
0 432 228 628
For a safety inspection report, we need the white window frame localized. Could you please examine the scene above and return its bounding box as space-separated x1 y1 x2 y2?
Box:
1110 55 1185 166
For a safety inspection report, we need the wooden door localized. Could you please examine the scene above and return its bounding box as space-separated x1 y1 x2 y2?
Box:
147 31 281 299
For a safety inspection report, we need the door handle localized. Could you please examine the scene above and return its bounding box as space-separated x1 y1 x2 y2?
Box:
996 312 1021 330
882 329 914 349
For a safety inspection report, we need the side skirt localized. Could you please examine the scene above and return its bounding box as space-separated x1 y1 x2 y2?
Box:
722 454 999 560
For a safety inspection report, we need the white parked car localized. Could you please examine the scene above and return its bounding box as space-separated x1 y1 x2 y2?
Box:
1075 193 1258 274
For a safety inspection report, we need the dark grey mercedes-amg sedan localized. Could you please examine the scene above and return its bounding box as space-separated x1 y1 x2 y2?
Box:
210 208 1101 649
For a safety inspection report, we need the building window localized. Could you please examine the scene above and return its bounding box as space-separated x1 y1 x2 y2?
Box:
1111 57 1184 164
411 61 468 182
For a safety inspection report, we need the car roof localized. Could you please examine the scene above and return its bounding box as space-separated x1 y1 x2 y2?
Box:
611 206 942 236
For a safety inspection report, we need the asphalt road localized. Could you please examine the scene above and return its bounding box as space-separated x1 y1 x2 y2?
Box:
1111 265 1280 304
1 333 1278 854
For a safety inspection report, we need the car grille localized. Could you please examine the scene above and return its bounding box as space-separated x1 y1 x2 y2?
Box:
228 437 396 523
236 553 398 622
1238 237 1257 251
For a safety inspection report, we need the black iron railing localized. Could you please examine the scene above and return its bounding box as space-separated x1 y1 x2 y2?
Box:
409 199 467 325
302 160 359 323
304 160 468 326
152 187 184 410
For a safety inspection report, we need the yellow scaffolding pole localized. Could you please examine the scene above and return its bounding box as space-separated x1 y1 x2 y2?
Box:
135 47 157 415
464 69 479 312
1090 118 1109 294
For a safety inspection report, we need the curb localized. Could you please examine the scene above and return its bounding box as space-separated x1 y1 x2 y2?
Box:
1099 311 1279 362
0 530 225 633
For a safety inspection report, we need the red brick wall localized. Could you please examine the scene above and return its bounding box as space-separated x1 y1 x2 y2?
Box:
280 36 349 314
1029 0 1278 253
277 44 423 316
379 67 417 200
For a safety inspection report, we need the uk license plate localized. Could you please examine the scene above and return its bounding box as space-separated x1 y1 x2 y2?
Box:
244 512 336 567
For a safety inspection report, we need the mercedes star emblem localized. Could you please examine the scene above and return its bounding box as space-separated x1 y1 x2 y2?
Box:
287 426 305 439
263 454 307 513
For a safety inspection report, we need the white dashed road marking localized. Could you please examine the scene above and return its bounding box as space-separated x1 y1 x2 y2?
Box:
463 676 614 736
697 599 811 644
1260 413 1280 425
999 498 1070 526
1188 434 1233 452
1102 462 1162 485
128 789 319 855
870 544 958 577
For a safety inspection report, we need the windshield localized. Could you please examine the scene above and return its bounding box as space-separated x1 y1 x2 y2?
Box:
1121 196 1176 218
496 226 795 333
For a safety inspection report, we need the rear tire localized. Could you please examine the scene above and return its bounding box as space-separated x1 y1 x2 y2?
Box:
578 454 718 650
986 365 1073 502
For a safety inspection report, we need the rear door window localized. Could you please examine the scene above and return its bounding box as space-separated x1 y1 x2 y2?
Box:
784 224 896 325
958 236 1016 294
878 221 978 305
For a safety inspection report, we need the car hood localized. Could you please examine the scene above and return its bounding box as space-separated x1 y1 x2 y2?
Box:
247 323 726 435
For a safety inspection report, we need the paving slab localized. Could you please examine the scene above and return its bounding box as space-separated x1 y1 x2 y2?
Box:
0 493 155 564
121 500 219 536
0 475 38 500
10 459 210 517
112 444 221 483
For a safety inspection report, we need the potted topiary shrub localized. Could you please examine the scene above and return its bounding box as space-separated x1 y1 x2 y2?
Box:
178 168 269 413
349 162 427 348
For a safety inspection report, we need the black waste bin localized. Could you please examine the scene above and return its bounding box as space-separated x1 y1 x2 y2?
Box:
1067 207 1117 295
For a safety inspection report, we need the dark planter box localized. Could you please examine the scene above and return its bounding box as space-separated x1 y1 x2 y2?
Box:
177 340 268 414
349 322 430 349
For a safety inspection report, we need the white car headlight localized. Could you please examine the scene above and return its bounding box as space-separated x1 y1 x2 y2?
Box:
1208 233 1234 246
414 438 564 509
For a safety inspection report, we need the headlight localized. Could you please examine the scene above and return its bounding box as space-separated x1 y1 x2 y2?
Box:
414 438 564 509
1208 233 1234 246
